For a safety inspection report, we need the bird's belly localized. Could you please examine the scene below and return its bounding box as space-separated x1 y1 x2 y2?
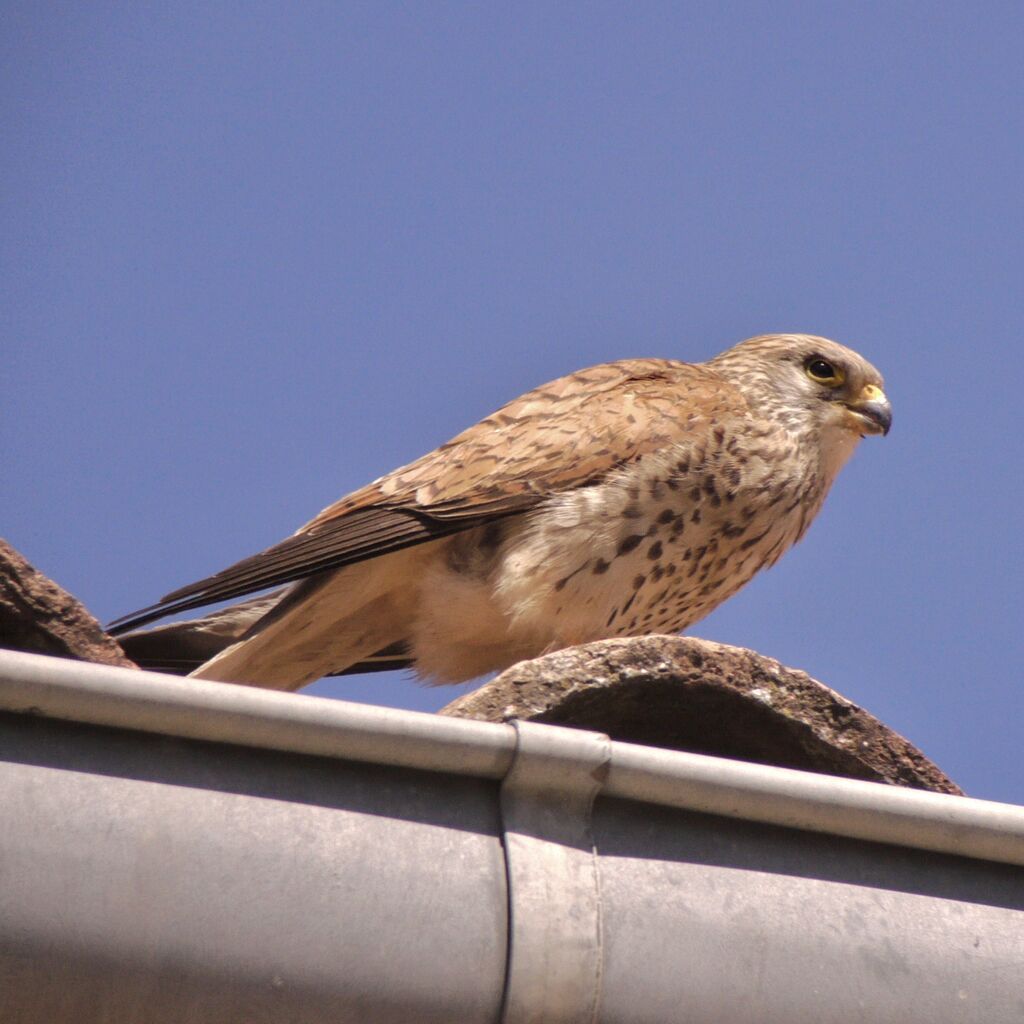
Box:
493 475 802 649
412 455 811 682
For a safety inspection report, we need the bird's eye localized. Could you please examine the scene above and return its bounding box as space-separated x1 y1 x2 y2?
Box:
805 357 844 386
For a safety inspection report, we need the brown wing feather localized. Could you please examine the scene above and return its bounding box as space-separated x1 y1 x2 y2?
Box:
111 358 742 634
303 358 734 524
109 508 465 632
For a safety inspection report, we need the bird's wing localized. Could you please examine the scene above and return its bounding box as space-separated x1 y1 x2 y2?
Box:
110 359 742 633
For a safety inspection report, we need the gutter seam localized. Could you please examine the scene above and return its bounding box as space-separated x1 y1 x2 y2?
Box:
498 721 610 1024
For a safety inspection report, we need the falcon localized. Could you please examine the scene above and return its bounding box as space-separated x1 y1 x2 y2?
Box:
113 334 891 690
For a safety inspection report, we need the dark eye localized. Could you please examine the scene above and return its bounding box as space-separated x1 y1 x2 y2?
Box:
805 357 844 386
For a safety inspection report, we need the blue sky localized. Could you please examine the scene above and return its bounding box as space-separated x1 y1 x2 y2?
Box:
4 3 1022 803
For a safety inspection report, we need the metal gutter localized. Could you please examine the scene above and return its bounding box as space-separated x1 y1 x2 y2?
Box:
605 743 1024 867
1 649 1022 867
0 649 515 778
1 649 1022 1023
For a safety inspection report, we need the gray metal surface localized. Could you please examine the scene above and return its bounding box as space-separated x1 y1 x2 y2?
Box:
499 721 609 1024
1 649 1022 1022
0 711 507 1024
2 650 1023 866
595 798 1024 1024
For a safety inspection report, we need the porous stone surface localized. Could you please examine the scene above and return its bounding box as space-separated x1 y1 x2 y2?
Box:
0 540 136 669
441 635 961 794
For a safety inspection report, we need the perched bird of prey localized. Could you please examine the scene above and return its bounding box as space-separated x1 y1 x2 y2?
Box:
113 334 890 690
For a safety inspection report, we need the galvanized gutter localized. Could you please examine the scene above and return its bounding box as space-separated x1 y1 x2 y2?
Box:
1 649 1021 867
1 648 1022 1024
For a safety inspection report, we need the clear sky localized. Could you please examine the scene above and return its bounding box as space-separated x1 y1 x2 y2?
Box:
4 3 1022 803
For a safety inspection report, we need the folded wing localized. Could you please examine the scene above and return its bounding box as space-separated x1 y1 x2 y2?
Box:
110 358 739 635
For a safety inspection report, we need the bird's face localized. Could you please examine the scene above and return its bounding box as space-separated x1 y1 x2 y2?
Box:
712 334 892 441
787 337 892 440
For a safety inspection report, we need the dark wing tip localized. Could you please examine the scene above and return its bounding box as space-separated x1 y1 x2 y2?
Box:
107 506 487 637
108 601 184 635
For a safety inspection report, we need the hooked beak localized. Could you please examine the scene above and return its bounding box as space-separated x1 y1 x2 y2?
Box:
844 383 892 437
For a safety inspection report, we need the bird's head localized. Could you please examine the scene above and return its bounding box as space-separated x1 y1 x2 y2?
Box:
708 333 892 441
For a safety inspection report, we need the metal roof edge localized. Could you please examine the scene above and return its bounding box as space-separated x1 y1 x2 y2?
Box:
1 648 1022 868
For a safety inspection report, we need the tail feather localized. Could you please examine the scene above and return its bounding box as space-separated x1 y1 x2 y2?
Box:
328 641 413 676
187 549 428 690
118 591 286 676
190 591 405 689
120 600 414 678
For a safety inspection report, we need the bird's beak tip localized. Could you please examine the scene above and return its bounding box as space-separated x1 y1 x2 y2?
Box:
847 384 892 437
